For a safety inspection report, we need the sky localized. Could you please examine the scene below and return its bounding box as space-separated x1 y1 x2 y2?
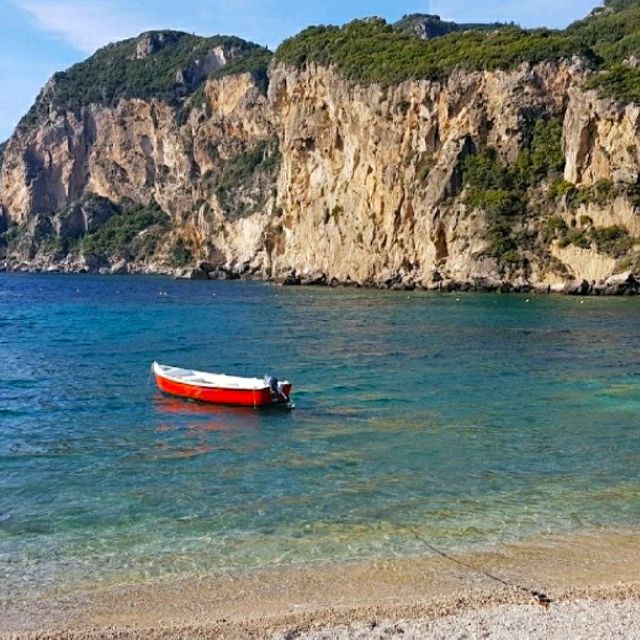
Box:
1 0 602 142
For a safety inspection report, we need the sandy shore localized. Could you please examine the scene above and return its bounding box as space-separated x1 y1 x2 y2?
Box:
2 532 639 639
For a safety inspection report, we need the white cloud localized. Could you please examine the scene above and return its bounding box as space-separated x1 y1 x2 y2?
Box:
14 1 157 53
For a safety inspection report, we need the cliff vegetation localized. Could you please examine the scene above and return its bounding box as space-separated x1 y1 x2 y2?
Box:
274 19 593 85
21 32 271 127
394 14 509 39
3 1 640 292
570 0 640 100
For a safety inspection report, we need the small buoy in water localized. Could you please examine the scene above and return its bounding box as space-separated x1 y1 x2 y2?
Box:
580 299 585 304
525 299 530 303
456 297 460 302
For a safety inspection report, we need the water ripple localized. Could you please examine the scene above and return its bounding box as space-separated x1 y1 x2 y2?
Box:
1 274 639 600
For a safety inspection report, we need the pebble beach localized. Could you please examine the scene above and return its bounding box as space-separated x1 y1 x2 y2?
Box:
3 532 639 639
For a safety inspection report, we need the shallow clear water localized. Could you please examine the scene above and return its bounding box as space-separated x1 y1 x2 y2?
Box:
1 273 639 598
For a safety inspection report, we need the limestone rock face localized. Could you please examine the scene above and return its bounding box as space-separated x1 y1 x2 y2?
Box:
1 55 640 289
134 32 178 59
564 87 640 186
0 70 276 273
177 46 239 89
263 61 582 286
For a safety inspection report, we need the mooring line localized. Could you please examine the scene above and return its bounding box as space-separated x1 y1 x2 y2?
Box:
402 525 552 608
405 523 622 630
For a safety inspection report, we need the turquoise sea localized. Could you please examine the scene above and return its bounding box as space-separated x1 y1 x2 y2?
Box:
1 273 639 601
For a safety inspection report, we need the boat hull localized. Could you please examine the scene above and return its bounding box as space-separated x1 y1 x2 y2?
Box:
154 372 292 407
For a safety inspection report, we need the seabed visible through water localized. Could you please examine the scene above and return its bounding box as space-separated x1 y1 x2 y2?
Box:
1 274 640 633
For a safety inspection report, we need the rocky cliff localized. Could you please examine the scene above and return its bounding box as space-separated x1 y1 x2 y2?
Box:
2 4 640 293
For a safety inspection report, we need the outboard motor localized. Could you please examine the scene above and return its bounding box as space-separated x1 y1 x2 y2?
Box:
265 375 287 402
265 375 279 394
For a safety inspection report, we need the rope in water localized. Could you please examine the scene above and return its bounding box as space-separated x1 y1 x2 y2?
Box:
404 526 623 630
406 525 624 629
403 525 552 607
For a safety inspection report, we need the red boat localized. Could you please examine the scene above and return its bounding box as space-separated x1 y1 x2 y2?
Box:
152 362 293 408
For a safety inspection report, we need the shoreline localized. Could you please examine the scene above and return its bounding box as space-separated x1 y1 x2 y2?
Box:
1 265 639 296
3 531 640 639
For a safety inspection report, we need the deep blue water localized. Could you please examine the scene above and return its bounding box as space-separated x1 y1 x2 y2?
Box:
1 273 639 598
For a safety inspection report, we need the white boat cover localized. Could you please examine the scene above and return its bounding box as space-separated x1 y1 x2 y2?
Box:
153 362 287 391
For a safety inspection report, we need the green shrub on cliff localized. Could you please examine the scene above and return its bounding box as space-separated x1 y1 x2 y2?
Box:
20 32 270 125
275 19 591 86
591 224 634 256
568 0 640 63
545 215 568 234
171 237 193 266
211 139 280 215
14 0 640 129
465 189 526 219
16 0 640 126
517 118 565 182
544 213 634 256
463 149 525 265
394 14 508 39
466 117 563 187
463 147 514 191
485 222 519 258
0 223 17 248
548 178 632 208
585 65 640 103
462 118 566 266
463 118 563 216
567 0 640 101
81 201 169 258
564 228 591 249
272 1 640 99
547 179 575 201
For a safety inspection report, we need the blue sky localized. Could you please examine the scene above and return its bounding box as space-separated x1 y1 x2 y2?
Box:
1 0 601 141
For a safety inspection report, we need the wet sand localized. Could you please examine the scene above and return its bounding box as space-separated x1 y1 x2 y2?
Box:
2 531 639 639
